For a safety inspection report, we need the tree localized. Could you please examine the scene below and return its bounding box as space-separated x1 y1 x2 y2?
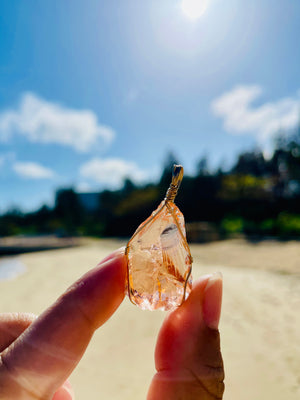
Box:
231 150 268 177
196 156 209 176
54 189 85 234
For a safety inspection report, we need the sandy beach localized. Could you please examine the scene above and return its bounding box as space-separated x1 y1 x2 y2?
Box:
0 238 299 399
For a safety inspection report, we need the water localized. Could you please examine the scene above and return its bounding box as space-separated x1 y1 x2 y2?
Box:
0 257 27 281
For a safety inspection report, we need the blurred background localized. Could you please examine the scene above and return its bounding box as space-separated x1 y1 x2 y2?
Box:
0 1 299 399
1 0 300 241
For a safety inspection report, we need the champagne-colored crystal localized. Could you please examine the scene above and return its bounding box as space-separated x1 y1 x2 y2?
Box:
126 200 192 311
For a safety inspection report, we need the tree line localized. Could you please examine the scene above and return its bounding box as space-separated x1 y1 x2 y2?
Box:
2 130 300 239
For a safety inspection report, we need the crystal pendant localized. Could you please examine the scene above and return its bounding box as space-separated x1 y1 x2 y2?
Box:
126 165 192 311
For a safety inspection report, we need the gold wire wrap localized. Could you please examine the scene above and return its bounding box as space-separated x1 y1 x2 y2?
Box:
165 165 184 203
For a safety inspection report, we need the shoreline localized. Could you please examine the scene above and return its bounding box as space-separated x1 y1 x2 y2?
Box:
0 235 80 256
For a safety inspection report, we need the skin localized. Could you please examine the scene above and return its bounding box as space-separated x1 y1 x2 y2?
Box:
0 249 224 400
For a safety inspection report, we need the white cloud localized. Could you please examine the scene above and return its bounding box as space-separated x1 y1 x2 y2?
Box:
75 181 94 193
0 92 115 152
13 161 55 179
79 157 148 188
211 85 300 143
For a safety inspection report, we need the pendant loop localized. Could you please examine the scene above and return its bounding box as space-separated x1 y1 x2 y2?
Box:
165 164 184 203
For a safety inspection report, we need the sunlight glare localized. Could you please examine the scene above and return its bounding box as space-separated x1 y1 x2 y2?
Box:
181 0 209 20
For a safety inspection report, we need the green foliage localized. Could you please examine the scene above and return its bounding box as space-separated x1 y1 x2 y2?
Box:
276 212 300 236
220 213 300 238
219 174 269 200
259 219 275 233
221 217 244 234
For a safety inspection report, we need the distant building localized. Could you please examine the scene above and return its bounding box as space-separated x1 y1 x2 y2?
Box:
77 192 100 212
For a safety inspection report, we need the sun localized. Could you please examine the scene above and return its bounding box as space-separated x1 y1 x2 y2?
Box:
181 0 209 20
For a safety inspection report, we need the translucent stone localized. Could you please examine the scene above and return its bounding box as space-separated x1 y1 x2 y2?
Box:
126 200 192 311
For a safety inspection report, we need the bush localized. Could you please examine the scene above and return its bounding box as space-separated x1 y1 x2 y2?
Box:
220 217 244 234
276 212 300 236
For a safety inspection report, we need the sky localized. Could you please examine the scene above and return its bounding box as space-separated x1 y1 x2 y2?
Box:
0 0 300 212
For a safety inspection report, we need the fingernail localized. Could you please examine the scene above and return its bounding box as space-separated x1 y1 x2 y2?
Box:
203 272 223 330
53 382 75 400
62 386 75 400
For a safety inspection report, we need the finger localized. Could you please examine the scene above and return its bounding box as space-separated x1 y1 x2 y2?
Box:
0 314 74 400
155 273 223 370
0 251 127 399
100 246 125 264
0 313 36 352
147 273 224 400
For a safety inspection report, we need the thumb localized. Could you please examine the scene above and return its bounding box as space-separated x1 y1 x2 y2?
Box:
147 273 225 400
52 381 75 400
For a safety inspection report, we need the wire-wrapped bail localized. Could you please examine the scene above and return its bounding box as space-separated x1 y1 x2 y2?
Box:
165 164 184 203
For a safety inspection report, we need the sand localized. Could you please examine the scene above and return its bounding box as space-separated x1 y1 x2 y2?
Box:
0 238 299 399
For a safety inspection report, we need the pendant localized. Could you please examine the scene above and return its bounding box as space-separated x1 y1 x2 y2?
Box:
125 165 192 311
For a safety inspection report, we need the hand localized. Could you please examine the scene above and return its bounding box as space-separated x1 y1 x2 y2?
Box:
0 250 224 400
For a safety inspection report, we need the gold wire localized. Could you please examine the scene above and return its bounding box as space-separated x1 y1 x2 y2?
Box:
165 164 184 202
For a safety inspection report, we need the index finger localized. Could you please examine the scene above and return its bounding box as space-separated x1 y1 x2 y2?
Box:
0 250 127 399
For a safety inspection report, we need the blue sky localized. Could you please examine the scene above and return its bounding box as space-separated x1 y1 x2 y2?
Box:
0 0 300 211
